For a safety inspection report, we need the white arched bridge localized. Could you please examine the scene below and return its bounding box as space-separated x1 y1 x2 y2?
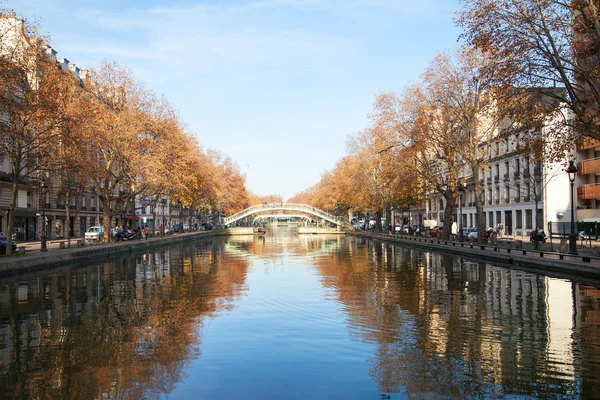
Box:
224 203 347 227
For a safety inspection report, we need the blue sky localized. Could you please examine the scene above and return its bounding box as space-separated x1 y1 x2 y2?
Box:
5 0 463 199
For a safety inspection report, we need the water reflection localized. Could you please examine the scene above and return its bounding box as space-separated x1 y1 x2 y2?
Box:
0 230 599 399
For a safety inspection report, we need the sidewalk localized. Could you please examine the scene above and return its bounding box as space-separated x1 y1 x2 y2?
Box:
352 230 600 280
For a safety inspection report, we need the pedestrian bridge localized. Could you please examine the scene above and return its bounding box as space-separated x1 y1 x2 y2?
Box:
224 203 346 227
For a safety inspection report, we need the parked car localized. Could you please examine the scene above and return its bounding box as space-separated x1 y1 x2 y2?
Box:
0 232 16 254
402 225 411 234
201 223 213 230
467 228 494 240
462 228 478 240
85 226 104 243
171 224 180 233
430 226 443 237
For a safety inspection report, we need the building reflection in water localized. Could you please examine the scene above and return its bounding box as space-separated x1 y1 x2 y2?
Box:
0 231 599 398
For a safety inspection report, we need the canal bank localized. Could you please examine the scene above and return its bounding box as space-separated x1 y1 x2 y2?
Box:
0 230 216 275
351 230 600 280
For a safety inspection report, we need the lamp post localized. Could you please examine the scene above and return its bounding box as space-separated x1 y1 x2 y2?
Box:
566 160 578 255
458 184 464 242
40 182 47 252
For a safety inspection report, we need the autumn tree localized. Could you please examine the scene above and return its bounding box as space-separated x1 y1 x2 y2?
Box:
376 85 464 240
79 61 157 241
0 13 75 253
457 0 599 154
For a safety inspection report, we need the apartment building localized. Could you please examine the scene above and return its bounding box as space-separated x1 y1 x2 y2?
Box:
416 128 575 239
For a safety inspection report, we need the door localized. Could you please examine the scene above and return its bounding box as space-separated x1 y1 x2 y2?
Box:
505 210 513 236
80 216 86 237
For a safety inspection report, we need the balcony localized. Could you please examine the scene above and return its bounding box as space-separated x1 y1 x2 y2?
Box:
505 198 510 203
578 183 600 200
495 199 500 204
513 171 520 179
494 176 500 183
487 177 492 184
515 197 521 203
503 173 510 182
577 137 600 151
578 158 600 175
524 196 531 202
57 203 65 209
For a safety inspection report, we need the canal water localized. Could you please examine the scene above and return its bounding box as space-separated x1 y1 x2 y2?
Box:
1 227 599 399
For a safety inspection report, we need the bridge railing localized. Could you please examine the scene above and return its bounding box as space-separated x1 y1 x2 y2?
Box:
224 203 347 226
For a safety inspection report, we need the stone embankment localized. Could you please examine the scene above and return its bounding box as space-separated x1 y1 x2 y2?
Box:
298 227 344 234
0 231 215 276
350 231 600 280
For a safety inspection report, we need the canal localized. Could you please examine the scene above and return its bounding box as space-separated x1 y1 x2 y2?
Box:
1 227 599 399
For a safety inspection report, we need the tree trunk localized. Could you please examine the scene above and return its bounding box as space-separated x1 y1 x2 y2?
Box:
101 195 113 242
472 164 487 244
179 204 184 232
152 202 157 237
66 192 71 248
375 209 383 233
6 179 18 255
385 204 391 234
440 193 457 240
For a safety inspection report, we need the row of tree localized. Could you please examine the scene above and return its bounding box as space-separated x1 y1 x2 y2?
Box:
0 12 252 250
291 0 598 241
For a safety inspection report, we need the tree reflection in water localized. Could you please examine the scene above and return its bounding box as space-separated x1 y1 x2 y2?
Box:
0 239 249 399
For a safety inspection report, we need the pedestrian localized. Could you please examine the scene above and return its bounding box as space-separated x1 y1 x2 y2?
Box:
496 222 504 239
143 225 149 240
451 221 458 240
136 226 142 240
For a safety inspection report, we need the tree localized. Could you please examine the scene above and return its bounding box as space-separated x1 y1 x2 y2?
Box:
0 13 74 253
424 49 509 243
373 88 462 240
457 0 599 154
79 61 157 242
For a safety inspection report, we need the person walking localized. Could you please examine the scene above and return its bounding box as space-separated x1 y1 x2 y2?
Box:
451 221 458 240
136 226 142 240
496 222 504 239
143 225 149 240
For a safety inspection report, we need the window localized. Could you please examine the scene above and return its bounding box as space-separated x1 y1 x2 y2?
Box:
496 211 502 226
505 161 509 175
516 184 521 201
525 210 533 229
515 159 520 174
488 211 494 227
516 210 523 229
505 186 510 202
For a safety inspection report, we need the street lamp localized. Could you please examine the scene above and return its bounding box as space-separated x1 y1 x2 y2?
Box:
40 181 47 252
458 184 464 242
566 160 578 255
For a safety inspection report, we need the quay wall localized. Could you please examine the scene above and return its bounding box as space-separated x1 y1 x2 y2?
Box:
0 231 216 276
350 231 600 281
